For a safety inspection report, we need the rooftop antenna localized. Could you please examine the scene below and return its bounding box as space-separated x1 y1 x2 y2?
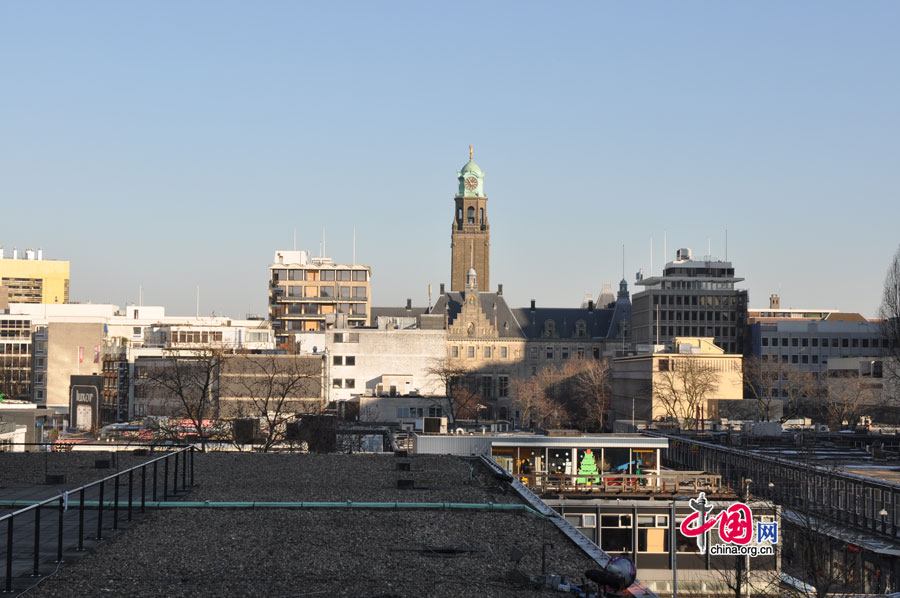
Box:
196 286 200 318
707 237 711 261
725 228 728 262
293 227 296 251
621 244 625 280
353 227 356 266
428 284 433 311
139 285 143 307
664 230 667 264
649 236 653 278
322 227 326 258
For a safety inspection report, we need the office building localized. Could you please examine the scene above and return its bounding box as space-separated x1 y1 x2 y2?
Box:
632 248 748 355
0 247 69 304
268 250 371 349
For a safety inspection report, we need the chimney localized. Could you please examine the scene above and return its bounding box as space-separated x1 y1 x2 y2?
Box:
769 294 780 309
439 283 445 295
406 298 412 310
497 284 503 296
530 299 536 311
12 248 18 260
588 300 594 312
37 248 43 260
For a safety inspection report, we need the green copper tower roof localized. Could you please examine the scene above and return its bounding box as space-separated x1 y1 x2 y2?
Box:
459 145 483 176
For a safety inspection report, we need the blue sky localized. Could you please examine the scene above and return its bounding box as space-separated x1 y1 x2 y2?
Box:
2 2 898 317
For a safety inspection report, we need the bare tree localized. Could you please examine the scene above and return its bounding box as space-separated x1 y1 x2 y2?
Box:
567 358 611 431
426 358 484 426
142 349 225 451
820 372 878 430
221 354 323 452
653 357 719 429
510 365 571 429
743 356 817 422
879 244 900 402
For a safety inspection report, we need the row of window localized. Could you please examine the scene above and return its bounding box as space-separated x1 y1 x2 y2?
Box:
284 285 368 299
171 331 224 344
762 354 823 365
332 355 356 366
272 269 368 282
397 407 443 418
332 378 355 389
762 336 886 349
653 295 740 307
0 320 31 329
651 326 738 340
280 302 367 316
655 310 736 322
0 343 30 354
659 281 736 290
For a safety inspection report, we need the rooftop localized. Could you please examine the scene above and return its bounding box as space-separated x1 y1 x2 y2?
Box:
11 452 626 598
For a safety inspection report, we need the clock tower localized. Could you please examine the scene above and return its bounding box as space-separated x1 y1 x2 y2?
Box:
450 146 490 292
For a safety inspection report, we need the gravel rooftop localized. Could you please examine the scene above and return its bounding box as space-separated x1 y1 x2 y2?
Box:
22 452 600 597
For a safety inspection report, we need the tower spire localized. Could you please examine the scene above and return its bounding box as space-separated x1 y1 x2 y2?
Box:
469 145 473 160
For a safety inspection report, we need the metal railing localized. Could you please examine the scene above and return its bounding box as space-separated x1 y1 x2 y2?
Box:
1 445 195 592
519 471 721 494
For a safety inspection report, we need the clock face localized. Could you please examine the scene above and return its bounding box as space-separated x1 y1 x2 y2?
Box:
464 176 478 191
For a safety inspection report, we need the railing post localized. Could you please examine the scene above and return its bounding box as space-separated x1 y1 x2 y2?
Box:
182 449 187 490
77 488 85 551
32 505 41 576
164 457 169 501
141 465 146 513
56 497 64 563
173 451 179 495
6 517 13 592
128 470 134 522
152 460 158 502
96 481 104 540
113 475 120 531
190 446 195 486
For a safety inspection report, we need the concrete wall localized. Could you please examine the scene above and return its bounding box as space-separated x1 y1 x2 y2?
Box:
46 322 105 410
327 329 446 402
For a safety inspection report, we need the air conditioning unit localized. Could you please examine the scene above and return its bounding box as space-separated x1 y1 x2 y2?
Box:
816 424 829 433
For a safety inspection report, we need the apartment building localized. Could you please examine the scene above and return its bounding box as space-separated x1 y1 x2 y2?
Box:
632 248 748 355
0 247 70 304
0 315 34 402
268 250 371 349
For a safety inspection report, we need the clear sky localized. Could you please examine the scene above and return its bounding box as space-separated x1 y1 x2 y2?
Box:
2 2 898 318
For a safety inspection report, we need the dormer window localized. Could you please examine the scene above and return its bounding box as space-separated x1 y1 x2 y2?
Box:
543 320 556 338
575 320 587 338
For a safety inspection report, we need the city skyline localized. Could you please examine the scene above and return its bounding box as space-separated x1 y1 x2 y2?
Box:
3 2 898 318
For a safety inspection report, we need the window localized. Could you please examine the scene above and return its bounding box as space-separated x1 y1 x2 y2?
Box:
320 286 335 298
339 287 351 298
467 346 475 358
842 338 849 348
451 346 459 358
352 270 367 281
467 206 475 223
658 358 670 371
321 270 335 281
428 406 442 417
352 287 367 298
781 337 788 347
530 347 538 359
479 207 484 223
333 356 343 366
289 270 305 281
561 347 569 359
481 377 493 399
337 270 351 281
802 338 809 347
762 337 769 347
333 379 343 388
546 346 554 359
500 346 508 358
638 515 670 553
133 327 141 335
852 338 859 348
812 338 819 347
344 379 355 389
345 356 355 366
792 355 798 364
498 376 509 398
484 346 491 358
600 514 633 553
577 347 585 360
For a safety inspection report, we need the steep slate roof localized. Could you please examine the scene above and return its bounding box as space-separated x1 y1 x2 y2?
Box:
429 292 631 341
370 306 428 320
430 292 525 338
513 306 616 340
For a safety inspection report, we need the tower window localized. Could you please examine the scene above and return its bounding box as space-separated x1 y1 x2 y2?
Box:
457 207 462 221
467 207 475 224
479 208 484 223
